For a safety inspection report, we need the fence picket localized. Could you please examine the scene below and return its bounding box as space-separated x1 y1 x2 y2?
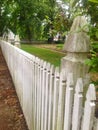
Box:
34 57 39 130
44 63 51 130
82 84 96 130
52 67 60 130
57 71 66 130
41 61 47 130
22 57 34 130
48 65 55 130
64 73 74 130
31 56 36 130
36 57 40 130
38 60 44 130
72 78 83 130
33 58 36 130
36 58 41 130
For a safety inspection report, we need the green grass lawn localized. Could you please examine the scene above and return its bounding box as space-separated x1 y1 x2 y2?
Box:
21 44 65 66
56 44 64 50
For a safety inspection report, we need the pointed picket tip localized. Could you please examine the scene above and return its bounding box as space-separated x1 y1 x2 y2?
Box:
50 65 55 71
40 59 44 67
66 73 74 86
33 56 36 63
50 65 55 75
32 55 36 61
35 57 39 64
38 58 41 65
60 70 66 81
75 78 83 93
47 62 51 71
43 61 47 69
55 67 60 78
86 84 96 101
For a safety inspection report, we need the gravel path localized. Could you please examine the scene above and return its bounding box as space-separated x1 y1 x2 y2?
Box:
0 48 28 130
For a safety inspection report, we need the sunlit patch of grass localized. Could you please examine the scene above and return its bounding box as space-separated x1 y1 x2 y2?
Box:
21 44 65 66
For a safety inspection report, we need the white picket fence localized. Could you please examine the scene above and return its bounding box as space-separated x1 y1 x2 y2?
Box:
0 40 98 130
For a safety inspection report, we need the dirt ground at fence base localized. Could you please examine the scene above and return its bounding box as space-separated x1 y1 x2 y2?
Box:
0 48 28 130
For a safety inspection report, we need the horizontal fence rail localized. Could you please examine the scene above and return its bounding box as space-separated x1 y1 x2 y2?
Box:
0 40 98 130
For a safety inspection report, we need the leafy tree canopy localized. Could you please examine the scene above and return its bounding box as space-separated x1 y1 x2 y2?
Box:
0 0 98 42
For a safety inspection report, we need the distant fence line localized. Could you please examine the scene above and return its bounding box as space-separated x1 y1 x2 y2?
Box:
0 40 98 130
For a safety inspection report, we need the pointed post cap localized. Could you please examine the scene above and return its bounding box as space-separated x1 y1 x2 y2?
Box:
63 16 90 52
15 35 20 42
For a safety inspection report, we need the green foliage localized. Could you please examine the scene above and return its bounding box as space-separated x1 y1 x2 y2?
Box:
89 0 98 3
86 0 98 73
0 0 58 40
14 0 48 40
0 0 98 44
86 41 98 72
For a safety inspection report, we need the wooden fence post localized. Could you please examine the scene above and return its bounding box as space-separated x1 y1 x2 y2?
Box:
61 16 90 84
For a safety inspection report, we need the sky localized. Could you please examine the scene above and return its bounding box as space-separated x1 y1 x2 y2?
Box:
56 0 69 10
